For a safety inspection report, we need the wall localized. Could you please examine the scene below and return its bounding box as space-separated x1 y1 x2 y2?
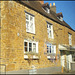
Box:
0 1 1 53
1 1 75 72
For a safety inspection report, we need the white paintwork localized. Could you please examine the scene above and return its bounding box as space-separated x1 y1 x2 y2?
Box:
59 44 67 50
66 54 72 70
47 23 54 39
24 55 39 59
68 33 72 45
24 55 28 59
61 55 65 67
33 55 38 59
24 40 38 53
47 56 50 59
25 13 35 34
52 45 56 53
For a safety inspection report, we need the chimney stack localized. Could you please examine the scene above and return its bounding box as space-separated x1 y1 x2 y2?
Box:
50 3 56 13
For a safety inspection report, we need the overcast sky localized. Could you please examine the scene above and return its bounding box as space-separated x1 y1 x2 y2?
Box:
44 1 75 30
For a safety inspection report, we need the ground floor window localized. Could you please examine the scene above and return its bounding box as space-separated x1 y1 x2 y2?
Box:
24 40 38 53
47 43 56 54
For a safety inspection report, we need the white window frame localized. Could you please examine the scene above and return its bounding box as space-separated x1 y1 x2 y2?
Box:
24 40 38 53
47 43 56 54
68 33 72 45
46 8 50 13
25 12 35 34
57 17 63 21
47 22 54 39
42 7 50 14
60 17 63 21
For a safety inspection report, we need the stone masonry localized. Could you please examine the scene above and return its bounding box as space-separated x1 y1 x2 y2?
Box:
0 1 75 72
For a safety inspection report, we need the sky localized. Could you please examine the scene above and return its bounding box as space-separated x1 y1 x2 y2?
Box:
44 1 75 30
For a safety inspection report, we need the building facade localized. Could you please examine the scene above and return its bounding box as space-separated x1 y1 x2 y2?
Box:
0 0 75 73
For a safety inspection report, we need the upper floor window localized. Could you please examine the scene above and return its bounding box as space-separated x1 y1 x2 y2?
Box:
68 33 72 45
47 43 56 54
47 22 54 39
25 12 35 34
24 40 38 53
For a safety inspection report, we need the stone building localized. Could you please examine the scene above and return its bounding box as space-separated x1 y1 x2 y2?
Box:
0 0 75 74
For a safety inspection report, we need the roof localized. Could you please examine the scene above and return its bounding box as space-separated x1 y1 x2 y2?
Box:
17 1 75 32
42 3 50 9
57 12 63 17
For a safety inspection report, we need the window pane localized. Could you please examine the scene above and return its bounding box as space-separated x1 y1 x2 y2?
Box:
49 25 51 29
29 48 32 52
26 14 29 20
24 42 28 52
30 22 33 32
50 46 51 53
47 24 48 28
29 43 32 52
47 46 48 50
24 42 28 46
47 50 49 53
33 43 36 47
26 21 29 31
30 16 33 21
47 29 49 33
25 47 28 52
50 31 52 37
33 43 36 52
47 45 50 53
29 43 32 47
51 46 54 53
69 34 72 45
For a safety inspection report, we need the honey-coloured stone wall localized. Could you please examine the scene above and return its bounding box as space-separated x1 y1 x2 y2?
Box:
0 1 75 71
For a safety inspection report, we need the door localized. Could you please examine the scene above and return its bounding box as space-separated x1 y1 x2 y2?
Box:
61 55 65 67
66 54 72 70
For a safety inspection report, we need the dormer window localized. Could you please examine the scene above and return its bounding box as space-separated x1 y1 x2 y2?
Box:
59 17 63 21
42 3 50 13
46 8 50 13
57 12 63 21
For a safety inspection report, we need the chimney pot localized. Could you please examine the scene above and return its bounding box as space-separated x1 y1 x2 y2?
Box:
53 3 55 6
50 3 52 7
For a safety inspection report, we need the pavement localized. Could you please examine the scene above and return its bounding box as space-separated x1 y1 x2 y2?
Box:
0 71 75 74
0 69 75 74
55 71 75 74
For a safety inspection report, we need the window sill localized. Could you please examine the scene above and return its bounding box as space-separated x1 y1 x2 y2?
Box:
47 54 56 60
24 55 39 60
26 31 36 35
24 52 40 60
47 56 56 60
48 37 54 39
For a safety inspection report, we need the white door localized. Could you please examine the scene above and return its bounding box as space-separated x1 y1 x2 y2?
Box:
61 55 65 67
66 54 72 70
